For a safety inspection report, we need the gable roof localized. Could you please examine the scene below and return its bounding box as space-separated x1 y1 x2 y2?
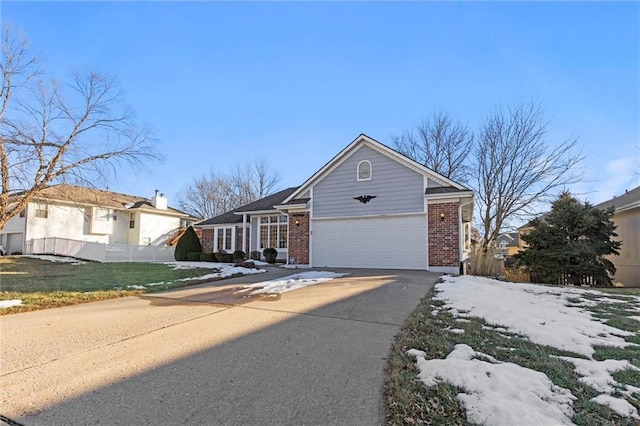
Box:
282 133 472 204
594 185 640 213
196 187 298 226
14 184 193 218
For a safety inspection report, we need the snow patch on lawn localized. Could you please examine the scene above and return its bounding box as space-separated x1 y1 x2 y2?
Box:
242 271 349 295
123 263 266 289
590 395 639 419
24 255 86 265
555 356 640 402
0 299 23 309
408 344 575 425
436 275 633 357
420 275 640 420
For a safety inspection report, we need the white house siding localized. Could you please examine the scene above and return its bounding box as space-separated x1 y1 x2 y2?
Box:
25 203 110 244
136 212 181 246
312 215 428 269
312 145 424 218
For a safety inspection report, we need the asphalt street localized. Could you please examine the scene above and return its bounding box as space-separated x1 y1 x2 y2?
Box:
1 268 439 426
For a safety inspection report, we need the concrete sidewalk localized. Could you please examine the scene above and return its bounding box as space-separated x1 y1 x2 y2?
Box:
1 268 439 426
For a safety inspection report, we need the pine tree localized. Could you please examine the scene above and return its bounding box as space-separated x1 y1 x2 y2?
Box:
516 192 621 287
174 226 203 261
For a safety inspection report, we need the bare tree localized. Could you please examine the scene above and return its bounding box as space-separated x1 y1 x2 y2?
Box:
392 112 473 183
176 171 234 220
229 158 281 207
0 27 159 231
177 158 281 219
473 102 584 254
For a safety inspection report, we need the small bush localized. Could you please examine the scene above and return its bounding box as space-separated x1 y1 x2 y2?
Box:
216 251 233 263
263 247 278 264
187 252 203 261
175 226 202 261
232 250 246 264
200 252 215 262
250 251 261 261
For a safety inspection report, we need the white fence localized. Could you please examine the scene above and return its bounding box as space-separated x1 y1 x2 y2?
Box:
26 237 175 263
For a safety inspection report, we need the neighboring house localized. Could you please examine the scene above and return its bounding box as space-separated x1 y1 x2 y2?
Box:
196 134 474 272
594 185 640 287
0 184 198 254
495 232 521 259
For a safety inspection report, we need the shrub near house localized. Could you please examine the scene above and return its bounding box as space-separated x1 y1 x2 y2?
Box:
175 226 202 261
516 192 621 286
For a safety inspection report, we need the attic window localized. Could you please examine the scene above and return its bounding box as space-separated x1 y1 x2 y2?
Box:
357 160 372 181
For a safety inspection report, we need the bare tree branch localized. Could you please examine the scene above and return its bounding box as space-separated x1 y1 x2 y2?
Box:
0 27 161 231
473 101 584 252
392 112 473 184
177 159 281 220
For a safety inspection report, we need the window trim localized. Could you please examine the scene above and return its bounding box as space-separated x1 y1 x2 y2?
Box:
215 226 235 253
258 214 288 249
35 204 48 219
357 160 372 181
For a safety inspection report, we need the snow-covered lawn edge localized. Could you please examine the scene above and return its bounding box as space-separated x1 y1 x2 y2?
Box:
0 300 23 309
120 262 267 290
387 274 640 425
21 255 86 265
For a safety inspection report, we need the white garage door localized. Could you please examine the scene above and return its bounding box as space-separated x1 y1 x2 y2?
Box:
311 214 428 270
6 232 24 255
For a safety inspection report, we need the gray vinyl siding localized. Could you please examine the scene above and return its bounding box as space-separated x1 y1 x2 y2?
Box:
426 178 444 188
313 145 424 218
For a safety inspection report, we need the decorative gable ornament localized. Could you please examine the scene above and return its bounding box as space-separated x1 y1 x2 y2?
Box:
354 195 377 204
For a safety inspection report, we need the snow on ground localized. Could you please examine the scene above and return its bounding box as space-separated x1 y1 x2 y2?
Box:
408 275 640 423
23 255 86 265
408 344 576 425
0 300 23 309
436 275 634 357
241 271 349 295
127 263 266 289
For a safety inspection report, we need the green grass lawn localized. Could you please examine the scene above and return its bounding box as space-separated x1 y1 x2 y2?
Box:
0 256 224 314
385 283 640 425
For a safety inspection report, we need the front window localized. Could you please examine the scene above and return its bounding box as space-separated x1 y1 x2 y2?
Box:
129 212 135 229
216 227 234 252
259 215 288 249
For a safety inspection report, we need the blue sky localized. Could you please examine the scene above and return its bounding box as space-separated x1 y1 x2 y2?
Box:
3 1 639 209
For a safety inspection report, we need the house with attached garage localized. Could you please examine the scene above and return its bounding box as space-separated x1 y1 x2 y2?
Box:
0 184 198 255
197 134 474 272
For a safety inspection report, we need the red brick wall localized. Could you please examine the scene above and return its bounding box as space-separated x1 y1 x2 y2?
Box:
201 228 214 253
428 202 460 267
288 212 310 264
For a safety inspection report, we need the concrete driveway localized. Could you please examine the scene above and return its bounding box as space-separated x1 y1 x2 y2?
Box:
1 267 440 426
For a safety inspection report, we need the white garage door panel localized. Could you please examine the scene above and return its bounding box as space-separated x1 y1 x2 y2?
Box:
312 215 427 269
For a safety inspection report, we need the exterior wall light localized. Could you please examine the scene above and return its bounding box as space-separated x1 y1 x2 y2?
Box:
440 213 446 221
295 219 300 227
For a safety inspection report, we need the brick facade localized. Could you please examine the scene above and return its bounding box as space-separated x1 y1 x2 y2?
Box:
199 226 248 254
287 212 310 265
428 202 460 267
201 228 214 253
